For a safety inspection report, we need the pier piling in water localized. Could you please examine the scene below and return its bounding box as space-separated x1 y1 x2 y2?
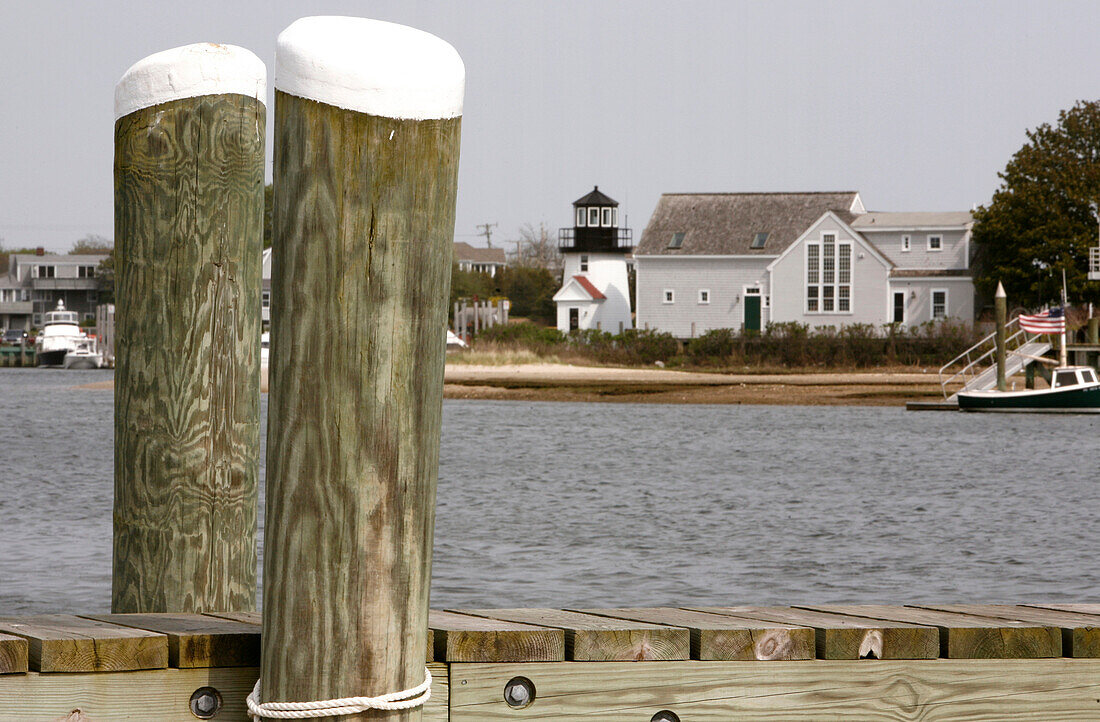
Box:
995 281 1007 392
260 16 464 718
112 44 266 614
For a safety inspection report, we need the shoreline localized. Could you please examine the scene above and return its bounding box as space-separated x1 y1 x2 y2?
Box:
73 363 949 406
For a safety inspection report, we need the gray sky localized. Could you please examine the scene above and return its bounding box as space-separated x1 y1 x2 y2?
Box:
1 1 1096 253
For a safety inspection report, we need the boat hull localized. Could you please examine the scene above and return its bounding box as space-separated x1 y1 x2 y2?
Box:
36 349 69 367
958 383 1100 413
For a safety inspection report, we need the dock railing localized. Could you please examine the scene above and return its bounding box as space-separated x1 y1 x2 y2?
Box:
938 316 1036 399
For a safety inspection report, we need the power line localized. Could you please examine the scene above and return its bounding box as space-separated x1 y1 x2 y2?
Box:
476 222 498 248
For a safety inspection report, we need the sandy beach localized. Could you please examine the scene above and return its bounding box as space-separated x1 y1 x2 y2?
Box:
77 363 946 405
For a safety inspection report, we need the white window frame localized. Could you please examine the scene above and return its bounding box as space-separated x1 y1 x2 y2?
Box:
579 255 588 272
588 207 600 226
804 233 853 314
612 207 618 227
576 208 586 227
601 207 612 227
901 235 911 252
892 290 906 324
698 289 710 304
262 291 271 308
931 288 948 319
927 234 943 251
663 289 675 304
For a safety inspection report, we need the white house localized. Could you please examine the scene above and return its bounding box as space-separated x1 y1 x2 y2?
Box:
552 187 634 333
454 242 507 277
634 192 974 337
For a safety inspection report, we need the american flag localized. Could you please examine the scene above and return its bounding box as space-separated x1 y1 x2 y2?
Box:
1018 307 1066 334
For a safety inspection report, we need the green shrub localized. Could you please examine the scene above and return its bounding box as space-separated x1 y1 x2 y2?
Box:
687 329 735 364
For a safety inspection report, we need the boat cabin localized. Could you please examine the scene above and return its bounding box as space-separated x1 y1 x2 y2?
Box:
1052 366 1098 388
43 300 80 327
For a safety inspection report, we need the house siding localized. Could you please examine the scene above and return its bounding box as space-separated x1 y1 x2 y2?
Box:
635 256 772 338
887 277 974 325
769 215 891 328
864 229 970 270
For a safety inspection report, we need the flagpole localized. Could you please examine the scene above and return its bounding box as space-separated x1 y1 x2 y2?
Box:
1060 268 1068 367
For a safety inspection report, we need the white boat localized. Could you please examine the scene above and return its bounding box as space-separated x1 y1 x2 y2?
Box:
446 330 467 350
35 300 88 366
63 337 104 370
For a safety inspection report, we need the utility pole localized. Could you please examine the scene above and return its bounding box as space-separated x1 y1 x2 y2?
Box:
477 221 498 248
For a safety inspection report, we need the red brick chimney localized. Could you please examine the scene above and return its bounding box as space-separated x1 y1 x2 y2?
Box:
35 247 45 256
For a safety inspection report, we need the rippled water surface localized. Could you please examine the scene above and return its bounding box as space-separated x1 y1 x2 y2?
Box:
2 367 1098 614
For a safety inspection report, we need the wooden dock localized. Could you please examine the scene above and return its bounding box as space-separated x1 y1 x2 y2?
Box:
5 604 1100 720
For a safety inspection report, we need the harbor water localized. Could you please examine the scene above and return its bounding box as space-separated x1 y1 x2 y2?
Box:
2 367 1098 614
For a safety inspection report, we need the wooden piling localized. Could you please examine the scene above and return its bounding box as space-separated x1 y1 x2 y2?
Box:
995 282 1006 392
261 16 464 718
112 44 266 614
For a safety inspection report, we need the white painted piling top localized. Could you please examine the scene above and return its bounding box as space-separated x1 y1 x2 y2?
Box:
115 44 267 120
275 16 465 120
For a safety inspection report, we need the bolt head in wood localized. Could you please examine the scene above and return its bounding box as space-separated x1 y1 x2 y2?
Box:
504 676 535 708
189 687 222 718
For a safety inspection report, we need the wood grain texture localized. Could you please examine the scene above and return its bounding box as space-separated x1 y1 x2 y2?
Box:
804 605 1061 658
82 613 259 668
0 615 167 672
456 609 689 661
1026 603 1100 615
429 610 564 662
448 659 1100 721
113 94 264 614
918 604 1100 658
0 632 28 674
576 607 814 661
690 606 939 659
261 92 460 717
0 664 449 722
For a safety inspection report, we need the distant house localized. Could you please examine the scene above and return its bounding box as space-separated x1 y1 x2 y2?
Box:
262 248 272 328
0 250 107 330
634 192 973 337
454 242 507 277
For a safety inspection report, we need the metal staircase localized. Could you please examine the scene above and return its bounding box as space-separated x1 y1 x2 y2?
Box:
938 317 1052 400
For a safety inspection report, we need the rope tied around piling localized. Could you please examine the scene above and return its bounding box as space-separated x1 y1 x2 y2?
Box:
246 668 432 719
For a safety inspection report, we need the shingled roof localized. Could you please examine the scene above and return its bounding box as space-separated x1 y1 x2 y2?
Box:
636 192 862 256
852 211 973 229
453 242 507 264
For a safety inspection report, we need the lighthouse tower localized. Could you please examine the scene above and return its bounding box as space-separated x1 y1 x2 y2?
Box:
552 186 634 333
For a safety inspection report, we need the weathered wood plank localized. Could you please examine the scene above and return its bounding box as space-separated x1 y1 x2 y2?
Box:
206 611 437 662
0 632 28 674
576 607 814 661
456 609 689 661
261 70 461 713
919 604 1100 658
82 613 259 668
429 610 564 662
113 89 264 614
0 615 167 672
1026 603 1100 615
449 659 1100 721
689 606 939 659
804 604 1061 658
0 663 449 721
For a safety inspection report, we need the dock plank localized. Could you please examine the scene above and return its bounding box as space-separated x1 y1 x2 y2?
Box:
455 608 689 661
449 659 1100 721
1025 603 1100 616
919 604 1100 658
428 610 564 662
690 606 938 659
82 613 259 668
0 632 28 674
576 607 814 661
804 605 1060 658
0 615 167 672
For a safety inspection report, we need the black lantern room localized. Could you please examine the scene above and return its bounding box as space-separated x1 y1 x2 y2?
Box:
558 186 633 254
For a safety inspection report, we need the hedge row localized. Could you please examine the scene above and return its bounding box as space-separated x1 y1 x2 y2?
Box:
475 320 985 368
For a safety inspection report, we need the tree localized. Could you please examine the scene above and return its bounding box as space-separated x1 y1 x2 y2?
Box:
497 265 558 324
97 250 116 304
507 222 562 274
973 99 1100 308
70 234 113 254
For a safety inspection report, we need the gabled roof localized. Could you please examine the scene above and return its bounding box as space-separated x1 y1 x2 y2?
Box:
453 242 507 265
12 253 109 263
636 192 862 256
553 275 607 303
851 212 973 230
766 210 894 273
573 186 618 207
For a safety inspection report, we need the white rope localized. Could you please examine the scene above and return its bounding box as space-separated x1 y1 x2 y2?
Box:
246 668 431 719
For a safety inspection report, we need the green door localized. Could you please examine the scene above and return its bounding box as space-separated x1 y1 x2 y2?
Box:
744 294 761 332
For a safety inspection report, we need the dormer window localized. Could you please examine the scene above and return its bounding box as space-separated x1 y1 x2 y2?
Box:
668 232 685 249
601 207 612 227
588 207 599 226
751 232 769 249
576 208 586 227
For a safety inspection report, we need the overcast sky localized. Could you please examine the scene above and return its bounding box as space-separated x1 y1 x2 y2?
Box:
1 1 1097 253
